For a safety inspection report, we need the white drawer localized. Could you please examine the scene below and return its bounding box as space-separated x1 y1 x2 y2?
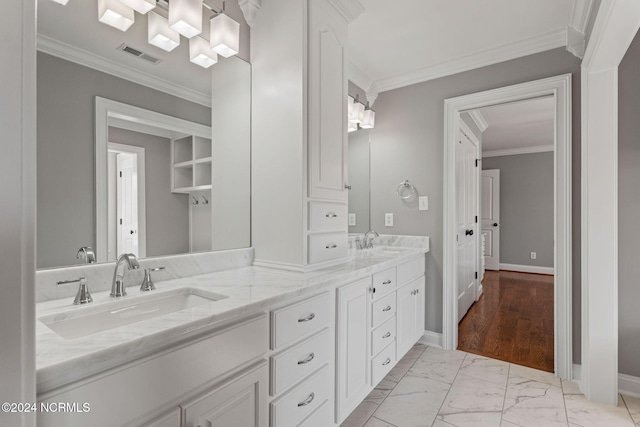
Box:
371 341 396 386
397 257 425 285
296 399 330 427
371 316 396 356
308 233 348 264
271 328 330 396
371 291 396 328
372 267 397 299
308 202 347 232
271 364 331 427
271 293 330 350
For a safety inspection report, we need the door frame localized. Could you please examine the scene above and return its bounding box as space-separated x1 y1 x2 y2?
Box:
443 74 572 379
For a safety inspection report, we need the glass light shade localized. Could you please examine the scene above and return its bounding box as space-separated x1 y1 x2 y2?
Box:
118 0 155 14
98 0 135 32
148 11 180 52
210 13 240 58
51 0 70 5
190 36 218 68
348 121 358 133
350 101 364 124
347 96 354 118
169 0 202 38
360 109 375 129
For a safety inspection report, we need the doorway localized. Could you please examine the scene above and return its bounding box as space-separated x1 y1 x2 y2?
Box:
443 74 572 379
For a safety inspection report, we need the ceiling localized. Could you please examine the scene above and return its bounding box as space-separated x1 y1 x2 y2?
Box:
471 96 555 154
348 0 593 100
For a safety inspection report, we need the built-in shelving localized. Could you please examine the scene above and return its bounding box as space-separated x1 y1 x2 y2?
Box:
171 136 213 193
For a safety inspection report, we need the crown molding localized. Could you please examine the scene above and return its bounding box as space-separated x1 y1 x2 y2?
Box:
238 0 262 27
371 29 567 95
347 60 379 105
327 0 366 23
37 34 211 107
482 145 554 158
468 110 489 133
570 0 595 34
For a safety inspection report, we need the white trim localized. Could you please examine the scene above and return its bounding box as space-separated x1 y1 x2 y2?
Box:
468 110 489 132
499 263 554 275
326 0 366 23
482 145 554 158
443 74 572 380
238 0 263 27
571 364 640 399
37 35 211 107
573 363 582 382
372 29 567 95
419 331 443 349
571 0 595 34
580 0 640 405
108 142 147 260
347 61 375 104
95 97 212 263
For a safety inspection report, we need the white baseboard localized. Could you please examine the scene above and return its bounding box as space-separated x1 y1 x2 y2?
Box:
499 263 554 275
419 331 443 348
571 364 640 398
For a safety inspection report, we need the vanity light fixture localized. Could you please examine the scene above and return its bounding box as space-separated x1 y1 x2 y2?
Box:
189 36 218 68
360 103 375 129
169 0 203 38
348 121 358 133
98 0 135 32
148 11 181 52
209 3 240 58
118 0 156 14
349 95 365 124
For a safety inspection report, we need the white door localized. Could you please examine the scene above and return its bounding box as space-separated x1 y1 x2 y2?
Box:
116 153 138 256
456 129 478 322
481 169 500 270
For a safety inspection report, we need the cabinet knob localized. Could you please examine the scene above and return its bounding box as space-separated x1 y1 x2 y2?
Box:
298 392 315 407
325 243 338 249
325 212 338 218
345 184 352 190
382 332 391 339
382 280 392 285
298 313 316 323
297 352 315 365
382 305 392 312
382 358 391 366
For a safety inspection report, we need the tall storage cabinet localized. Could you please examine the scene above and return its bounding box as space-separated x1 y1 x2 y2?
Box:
251 0 364 271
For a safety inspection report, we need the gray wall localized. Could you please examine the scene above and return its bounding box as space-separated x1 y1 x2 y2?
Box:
108 127 190 258
37 52 210 268
368 47 582 362
618 29 640 377
348 129 371 233
482 152 554 268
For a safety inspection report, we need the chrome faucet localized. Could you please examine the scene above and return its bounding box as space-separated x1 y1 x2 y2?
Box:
76 246 96 264
110 253 139 297
363 230 379 249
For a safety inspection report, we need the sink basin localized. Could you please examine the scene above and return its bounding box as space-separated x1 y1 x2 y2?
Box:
39 287 227 339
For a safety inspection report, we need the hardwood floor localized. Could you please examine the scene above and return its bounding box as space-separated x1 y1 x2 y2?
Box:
458 270 555 372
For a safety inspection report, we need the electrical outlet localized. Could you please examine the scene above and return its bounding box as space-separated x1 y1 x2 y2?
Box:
419 196 429 211
530 252 537 260
385 213 394 227
348 213 356 226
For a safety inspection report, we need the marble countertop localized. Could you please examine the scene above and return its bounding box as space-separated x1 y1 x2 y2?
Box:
36 245 428 394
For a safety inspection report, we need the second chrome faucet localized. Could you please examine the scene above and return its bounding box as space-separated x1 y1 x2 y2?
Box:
110 253 139 297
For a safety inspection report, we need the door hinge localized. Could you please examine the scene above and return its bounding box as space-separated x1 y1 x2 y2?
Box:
119 218 122 225
475 272 478 279
475 159 478 167
119 171 122 178
475 215 478 223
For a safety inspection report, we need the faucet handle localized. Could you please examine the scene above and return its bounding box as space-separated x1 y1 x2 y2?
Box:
140 267 165 292
57 277 93 305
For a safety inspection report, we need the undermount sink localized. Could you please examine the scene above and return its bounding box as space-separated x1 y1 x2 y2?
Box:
39 287 228 339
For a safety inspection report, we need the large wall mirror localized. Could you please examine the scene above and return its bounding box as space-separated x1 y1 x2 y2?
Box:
36 0 251 269
348 129 371 234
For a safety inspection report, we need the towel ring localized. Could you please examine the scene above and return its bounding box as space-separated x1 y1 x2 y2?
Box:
397 180 417 200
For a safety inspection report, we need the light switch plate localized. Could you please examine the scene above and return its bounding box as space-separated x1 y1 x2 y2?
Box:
385 213 394 227
419 196 429 211
348 213 356 226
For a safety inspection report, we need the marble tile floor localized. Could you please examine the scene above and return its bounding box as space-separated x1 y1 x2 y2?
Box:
341 343 640 427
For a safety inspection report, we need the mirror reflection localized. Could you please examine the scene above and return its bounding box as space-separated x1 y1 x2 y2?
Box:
36 0 251 269
348 129 370 234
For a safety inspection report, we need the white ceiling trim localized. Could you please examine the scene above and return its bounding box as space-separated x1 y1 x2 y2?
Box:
238 0 263 27
468 110 489 133
370 28 568 95
328 0 366 23
482 145 554 157
347 60 375 101
567 0 595 58
37 34 212 107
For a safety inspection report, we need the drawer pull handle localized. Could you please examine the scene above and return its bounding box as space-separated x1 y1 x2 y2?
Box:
325 243 337 249
325 212 337 218
383 332 391 339
298 313 316 323
382 280 392 285
382 358 391 366
298 352 315 365
382 305 392 312
298 392 315 407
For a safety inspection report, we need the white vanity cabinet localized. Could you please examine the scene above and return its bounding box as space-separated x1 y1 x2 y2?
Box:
396 259 426 359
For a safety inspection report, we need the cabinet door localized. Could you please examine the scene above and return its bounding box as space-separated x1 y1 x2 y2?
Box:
396 282 416 359
307 0 348 201
181 362 268 427
336 277 370 423
413 277 426 343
